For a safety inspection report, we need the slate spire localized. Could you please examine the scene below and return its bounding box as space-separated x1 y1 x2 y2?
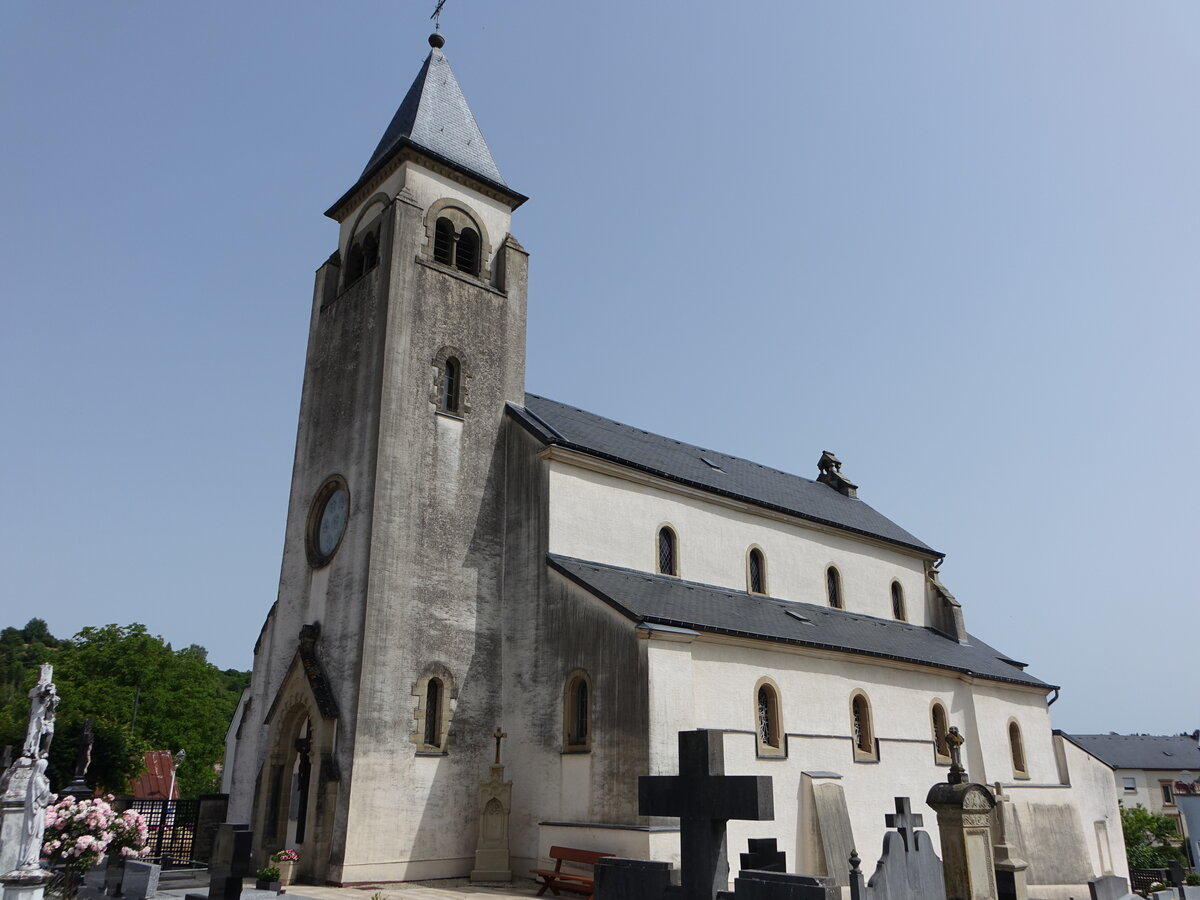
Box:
363 33 507 188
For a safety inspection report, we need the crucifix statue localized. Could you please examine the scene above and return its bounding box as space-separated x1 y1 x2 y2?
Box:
492 727 507 765
20 664 58 760
946 726 967 784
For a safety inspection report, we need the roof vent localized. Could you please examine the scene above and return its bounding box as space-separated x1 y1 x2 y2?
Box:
700 457 724 472
817 451 858 498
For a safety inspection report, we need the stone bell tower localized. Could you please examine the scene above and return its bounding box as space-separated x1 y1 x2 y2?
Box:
224 32 528 884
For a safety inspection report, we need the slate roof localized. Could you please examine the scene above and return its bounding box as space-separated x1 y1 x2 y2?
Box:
549 555 1052 689
1062 733 1200 771
510 394 939 556
327 40 525 217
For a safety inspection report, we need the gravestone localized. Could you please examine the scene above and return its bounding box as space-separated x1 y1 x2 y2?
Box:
741 839 786 873
732 870 833 900
121 861 161 900
640 730 774 900
184 824 252 900
850 798 947 900
811 782 855 886
990 784 1027 900
1169 860 1186 890
1 665 59 900
61 718 95 801
470 727 512 882
1087 874 1137 900
594 857 674 899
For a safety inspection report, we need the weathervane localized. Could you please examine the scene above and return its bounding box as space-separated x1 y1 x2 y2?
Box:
431 0 448 30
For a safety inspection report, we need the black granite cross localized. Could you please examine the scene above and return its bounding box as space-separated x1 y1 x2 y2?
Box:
639 729 774 900
884 797 924 851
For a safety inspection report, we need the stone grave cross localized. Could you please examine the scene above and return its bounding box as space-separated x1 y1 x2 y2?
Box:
884 797 924 851
639 729 774 900
492 727 507 765
946 726 968 785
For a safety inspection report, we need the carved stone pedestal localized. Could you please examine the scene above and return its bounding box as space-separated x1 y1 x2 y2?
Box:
990 785 1027 900
470 764 512 882
1 868 49 900
926 782 997 900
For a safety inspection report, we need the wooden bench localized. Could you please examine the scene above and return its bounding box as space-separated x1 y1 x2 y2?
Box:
530 846 615 899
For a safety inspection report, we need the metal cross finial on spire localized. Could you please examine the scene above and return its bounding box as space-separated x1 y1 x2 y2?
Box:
431 0 448 29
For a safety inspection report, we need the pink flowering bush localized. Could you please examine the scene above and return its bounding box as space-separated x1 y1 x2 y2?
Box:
107 809 151 860
42 795 149 874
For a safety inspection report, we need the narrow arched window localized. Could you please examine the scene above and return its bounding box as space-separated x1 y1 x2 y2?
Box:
891 581 906 621
441 357 460 413
345 242 365 284
433 217 454 265
931 702 950 763
424 678 443 748
564 671 591 750
748 548 766 594
456 227 480 275
1009 721 1028 778
826 566 842 609
362 231 379 271
851 692 875 759
657 527 678 576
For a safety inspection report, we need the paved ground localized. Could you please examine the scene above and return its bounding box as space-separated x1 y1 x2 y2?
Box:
157 877 544 900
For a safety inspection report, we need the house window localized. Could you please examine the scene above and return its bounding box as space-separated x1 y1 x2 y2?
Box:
754 677 784 757
891 581 906 621
1009 720 1028 778
1122 777 1136 792
827 566 842 609
658 527 678 576
564 671 591 751
931 702 950 764
433 217 454 265
748 548 766 594
1161 782 1175 806
850 692 876 761
424 678 443 748
441 357 461 413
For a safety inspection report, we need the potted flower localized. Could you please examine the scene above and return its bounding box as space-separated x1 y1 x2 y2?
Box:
42 795 117 899
255 865 281 892
271 849 299 886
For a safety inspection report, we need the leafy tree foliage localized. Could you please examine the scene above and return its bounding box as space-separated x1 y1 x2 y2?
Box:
1120 803 1187 869
0 620 249 798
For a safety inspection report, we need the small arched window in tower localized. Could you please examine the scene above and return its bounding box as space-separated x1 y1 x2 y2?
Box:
564 671 591 751
424 678 443 748
441 357 461 414
827 566 842 609
891 581 906 621
1009 720 1028 778
345 242 365 285
456 227 480 275
433 217 455 266
755 680 783 757
748 548 766 595
851 691 876 760
657 527 678 577
931 702 950 764
362 230 380 272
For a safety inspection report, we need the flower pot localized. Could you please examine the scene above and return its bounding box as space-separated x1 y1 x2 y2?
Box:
255 879 281 892
277 860 297 887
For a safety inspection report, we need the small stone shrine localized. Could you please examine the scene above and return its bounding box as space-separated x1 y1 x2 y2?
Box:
639 729 774 900
185 824 253 900
0 665 59 900
850 798 946 900
925 728 998 900
469 727 513 882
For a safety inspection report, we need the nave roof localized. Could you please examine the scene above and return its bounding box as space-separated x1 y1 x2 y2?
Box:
1062 733 1200 771
549 554 1053 690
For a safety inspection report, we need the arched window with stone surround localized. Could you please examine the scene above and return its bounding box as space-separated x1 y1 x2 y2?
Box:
456 227 480 275
1009 720 1028 778
564 670 591 751
850 691 876 760
658 526 678 577
433 217 454 265
891 581 906 621
424 678 443 748
411 666 455 754
931 701 950 764
748 547 766 594
345 242 365 284
754 677 784 757
441 357 461 413
827 566 842 609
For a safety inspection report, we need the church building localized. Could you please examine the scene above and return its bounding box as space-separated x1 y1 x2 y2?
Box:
224 32 1125 898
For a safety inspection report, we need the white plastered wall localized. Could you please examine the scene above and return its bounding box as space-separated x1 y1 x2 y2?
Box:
546 461 931 625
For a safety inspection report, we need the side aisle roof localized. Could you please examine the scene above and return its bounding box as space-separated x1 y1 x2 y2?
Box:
508 394 939 556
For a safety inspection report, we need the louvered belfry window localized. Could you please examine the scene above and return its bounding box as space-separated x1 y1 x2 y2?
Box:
433 217 454 265
658 527 677 576
456 227 480 275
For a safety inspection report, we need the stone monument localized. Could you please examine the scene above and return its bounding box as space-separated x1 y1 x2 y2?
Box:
850 798 947 900
469 727 513 882
0 665 60 900
990 784 1027 900
925 728 998 900
61 718 95 801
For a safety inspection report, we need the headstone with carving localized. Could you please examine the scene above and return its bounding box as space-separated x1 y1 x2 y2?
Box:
470 726 512 882
0 665 59 900
639 729 774 900
926 731 998 900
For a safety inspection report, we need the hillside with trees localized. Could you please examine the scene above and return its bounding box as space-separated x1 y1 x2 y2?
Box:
0 619 249 797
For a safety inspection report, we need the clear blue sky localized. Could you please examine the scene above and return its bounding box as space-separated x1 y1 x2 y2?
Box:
2 2 1196 736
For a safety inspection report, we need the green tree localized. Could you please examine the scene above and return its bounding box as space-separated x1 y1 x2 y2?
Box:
0 621 249 798
1120 804 1187 869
